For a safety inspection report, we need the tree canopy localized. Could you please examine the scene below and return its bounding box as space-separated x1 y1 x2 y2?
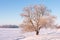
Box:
20 4 56 35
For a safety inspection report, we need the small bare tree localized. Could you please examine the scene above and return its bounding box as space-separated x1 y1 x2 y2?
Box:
20 4 56 35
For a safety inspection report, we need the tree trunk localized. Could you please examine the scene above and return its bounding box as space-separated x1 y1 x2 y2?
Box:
36 30 39 35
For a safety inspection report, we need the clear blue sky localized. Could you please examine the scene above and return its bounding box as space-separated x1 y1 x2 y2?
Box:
0 0 60 25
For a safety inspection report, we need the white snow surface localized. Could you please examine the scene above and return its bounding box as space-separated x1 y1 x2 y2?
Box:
0 28 60 40
0 28 21 40
22 35 60 40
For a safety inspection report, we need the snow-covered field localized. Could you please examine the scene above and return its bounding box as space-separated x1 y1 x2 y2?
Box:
0 28 22 40
0 28 60 40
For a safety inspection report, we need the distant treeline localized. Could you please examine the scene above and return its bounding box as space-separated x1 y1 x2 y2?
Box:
0 25 19 28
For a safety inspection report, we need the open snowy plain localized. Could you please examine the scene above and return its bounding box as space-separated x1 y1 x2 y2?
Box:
0 28 60 40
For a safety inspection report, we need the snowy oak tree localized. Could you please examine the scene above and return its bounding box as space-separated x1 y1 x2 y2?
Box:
20 4 56 35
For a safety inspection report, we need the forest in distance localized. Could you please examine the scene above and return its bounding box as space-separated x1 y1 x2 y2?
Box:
0 25 19 28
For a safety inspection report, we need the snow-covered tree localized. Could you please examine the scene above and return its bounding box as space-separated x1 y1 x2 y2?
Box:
20 4 56 35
